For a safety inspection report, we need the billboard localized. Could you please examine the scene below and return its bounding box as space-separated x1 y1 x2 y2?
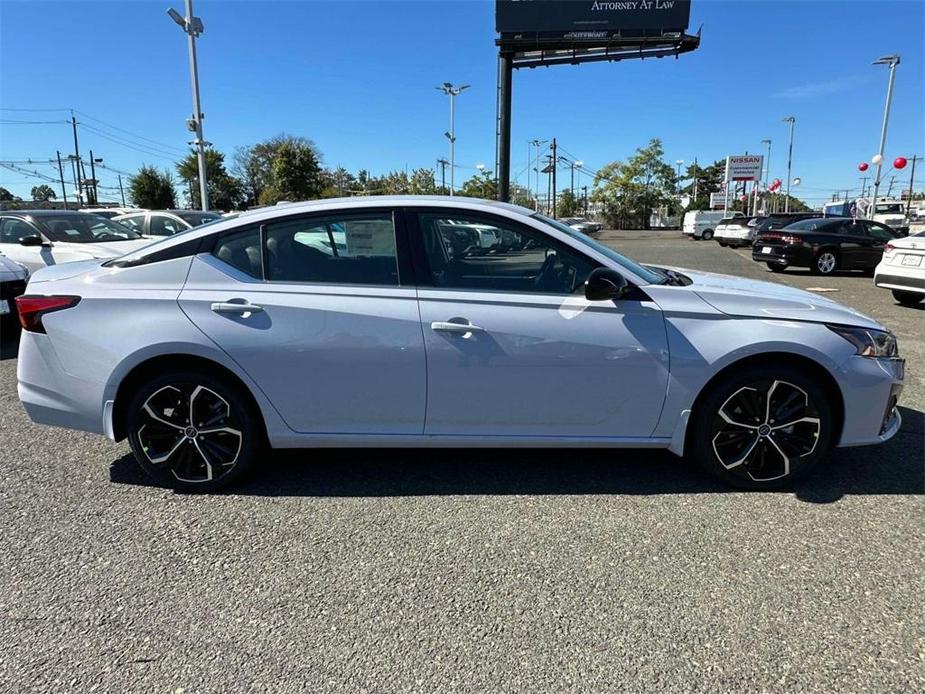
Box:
496 0 693 36
725 155 764 182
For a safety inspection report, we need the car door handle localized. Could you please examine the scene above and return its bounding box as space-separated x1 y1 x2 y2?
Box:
211 301 264 315
431 320 485 334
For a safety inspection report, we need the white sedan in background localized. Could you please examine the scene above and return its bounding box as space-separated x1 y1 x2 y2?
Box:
0 210 154 273
874 230 925 307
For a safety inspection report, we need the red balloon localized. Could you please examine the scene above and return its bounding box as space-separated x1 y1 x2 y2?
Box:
740 194 748 201
894 156 908 170
858 162 869 172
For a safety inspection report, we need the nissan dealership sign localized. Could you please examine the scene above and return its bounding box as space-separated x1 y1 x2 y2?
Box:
496 0 692 35
725 155 764 183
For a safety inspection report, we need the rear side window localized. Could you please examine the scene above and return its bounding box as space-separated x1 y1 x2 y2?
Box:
117 215 146 232
264 213 399 286
213 228 262 279
150 215 185 236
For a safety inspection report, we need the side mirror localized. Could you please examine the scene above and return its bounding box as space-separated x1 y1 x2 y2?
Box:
584 267 629 301
19 235 46 247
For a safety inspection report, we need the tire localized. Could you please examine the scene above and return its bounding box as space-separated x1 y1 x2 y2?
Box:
687 364 836 490
702 229 714 241
892 289 924 307
126 369 262 492
811 249 838 275
767 263 787 273
718 242 727 247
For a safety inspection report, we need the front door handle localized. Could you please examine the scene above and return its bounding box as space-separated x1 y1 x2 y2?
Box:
211 300 263 315
431 320 485 334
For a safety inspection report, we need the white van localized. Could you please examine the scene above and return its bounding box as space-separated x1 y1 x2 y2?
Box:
682 210 743 240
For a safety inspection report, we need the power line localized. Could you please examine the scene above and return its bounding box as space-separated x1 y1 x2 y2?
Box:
77 123 182 163
74 109 188 155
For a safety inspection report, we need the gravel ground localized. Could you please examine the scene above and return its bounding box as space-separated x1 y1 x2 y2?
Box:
0 232 922 693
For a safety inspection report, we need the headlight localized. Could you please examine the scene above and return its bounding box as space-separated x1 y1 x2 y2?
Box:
828 324 899 358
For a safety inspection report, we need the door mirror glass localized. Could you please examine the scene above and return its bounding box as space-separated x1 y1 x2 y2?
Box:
19 234 46 247
584 267 629 301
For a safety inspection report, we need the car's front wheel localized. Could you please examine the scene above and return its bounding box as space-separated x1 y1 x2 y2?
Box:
892 289 924 307
126 370 261 492
766 262 787 272
688 364 836 489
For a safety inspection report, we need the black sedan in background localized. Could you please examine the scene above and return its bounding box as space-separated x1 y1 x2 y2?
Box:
753 217 900 275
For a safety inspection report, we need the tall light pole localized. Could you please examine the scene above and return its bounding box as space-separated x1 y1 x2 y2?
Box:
437 82 469 196
530 139 547 210
782 117 795 212
869 54 901 219
168 1 209 211
761 138 772 196
675 159 684 199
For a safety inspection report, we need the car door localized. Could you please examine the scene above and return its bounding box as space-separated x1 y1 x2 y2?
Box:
409 209 669 439
831 219 870 268
0 217 50 272
864 221 898 267
178 209 426 435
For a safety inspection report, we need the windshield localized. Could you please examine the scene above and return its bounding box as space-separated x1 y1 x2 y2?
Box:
875 203 903 214
533 213 663 284
176 212 223 226
37 215 142 242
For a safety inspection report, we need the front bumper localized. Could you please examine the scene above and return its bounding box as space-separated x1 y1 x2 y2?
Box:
836 355 905 447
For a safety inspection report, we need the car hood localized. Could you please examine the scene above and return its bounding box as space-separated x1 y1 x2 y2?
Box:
670 267 884 330
0 254 28 281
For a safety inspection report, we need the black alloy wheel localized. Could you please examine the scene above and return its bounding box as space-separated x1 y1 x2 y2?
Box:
126 370 260 492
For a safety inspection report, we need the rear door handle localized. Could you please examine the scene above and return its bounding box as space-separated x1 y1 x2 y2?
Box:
431 320 485 334
211 301 263 315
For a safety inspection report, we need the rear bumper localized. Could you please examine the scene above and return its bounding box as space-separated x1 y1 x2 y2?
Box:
751 244 811 266
874 269 925 294
17 330 106 435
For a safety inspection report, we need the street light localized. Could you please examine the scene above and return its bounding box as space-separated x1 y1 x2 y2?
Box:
675 159 684 199
572 160 583 198
436 82 469 197
782 117 795 212
869 54 901 218
530 139 548 210
168 0 210 211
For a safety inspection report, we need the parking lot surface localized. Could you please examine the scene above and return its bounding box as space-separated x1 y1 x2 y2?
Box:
1 232 922 693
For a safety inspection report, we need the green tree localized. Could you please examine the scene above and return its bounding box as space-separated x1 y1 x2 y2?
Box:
30 184 56 202
177 148 244 211
510 184 534 209
0 187 14 201
591 139 676 229
556 189 579 217
409 168 437 195
234 134 324 206
682 159 725 211
459 171 497 200
129 165 177 208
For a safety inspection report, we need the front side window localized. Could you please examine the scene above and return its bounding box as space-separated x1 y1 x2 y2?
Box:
265 213 399 286
867 222 897 241
150 215 186 236
418 213 595 294
37 215 141 242
0 218 38 243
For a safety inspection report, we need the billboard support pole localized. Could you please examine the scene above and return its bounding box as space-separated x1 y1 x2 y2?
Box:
723 157 730 217
497 51 513 202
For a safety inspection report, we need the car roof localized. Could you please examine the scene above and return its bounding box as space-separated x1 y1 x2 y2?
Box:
0 209 88 217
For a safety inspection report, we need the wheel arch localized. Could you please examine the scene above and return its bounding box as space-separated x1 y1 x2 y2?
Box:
110 353 270 443
682 351 845 458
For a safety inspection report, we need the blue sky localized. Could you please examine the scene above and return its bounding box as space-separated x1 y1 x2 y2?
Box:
1 0 923 207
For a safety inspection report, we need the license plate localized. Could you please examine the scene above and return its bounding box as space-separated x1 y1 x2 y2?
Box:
901 255 922 267
761 246 772 254
0 299 8 316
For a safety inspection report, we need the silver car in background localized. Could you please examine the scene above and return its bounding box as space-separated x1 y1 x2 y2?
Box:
16 196 903 493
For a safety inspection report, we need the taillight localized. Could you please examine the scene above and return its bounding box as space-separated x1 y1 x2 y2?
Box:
780 234 802 245
884 243 895 253
15 295 80 333
758 232 802 245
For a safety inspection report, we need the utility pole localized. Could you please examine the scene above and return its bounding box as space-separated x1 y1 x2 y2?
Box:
886 175 896 198
437 158 449 194
783 116 795 212
436 83 469 197
550 138 557 218
582 185 588 217
860 176 869 199
70 113 83 207
55 151 69 209
168 0 210 210
692 156 698 201
88 150 98 206
905 155 919 216
870 55 900 219
530 139 548 210
67 155 80 205
118 175 126 206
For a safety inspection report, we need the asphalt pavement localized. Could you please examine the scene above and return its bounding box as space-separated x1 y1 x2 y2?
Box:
0 231 922 693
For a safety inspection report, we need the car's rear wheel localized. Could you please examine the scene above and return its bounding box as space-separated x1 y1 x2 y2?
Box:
811 249 838 275
766 263 787 272
688 364 836 489
718 241 727 247
892 289 924 307
702 229 714 241
126 370 260 492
